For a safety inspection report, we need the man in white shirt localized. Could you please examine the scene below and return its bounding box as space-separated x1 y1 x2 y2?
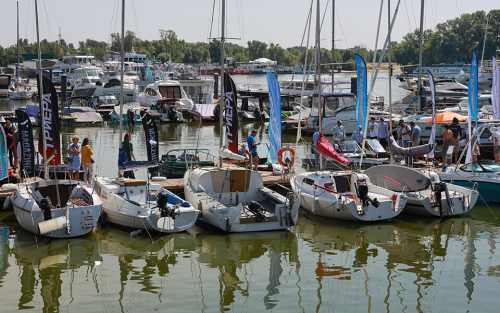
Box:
331 120 345 142
399 120 411 148
377 117 389 149
368 117 378 139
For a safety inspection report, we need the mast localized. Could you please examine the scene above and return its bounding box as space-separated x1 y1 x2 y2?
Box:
481 13 490 66
35 0 47 179
119 0 124 150
16 2 19 81
317 0 322 169
388 0 393 164
417 0 424 113
331 0 334 90
219 0 226 166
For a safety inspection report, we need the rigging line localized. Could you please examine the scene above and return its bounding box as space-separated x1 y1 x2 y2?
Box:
402 0 412 32
130 0 141 39
208 0 216 40
108 0 119 47
409 0 418 32
291 0 313 82
453 0 461 17
41 0 53 43
335 9 349 52
238 0 245 47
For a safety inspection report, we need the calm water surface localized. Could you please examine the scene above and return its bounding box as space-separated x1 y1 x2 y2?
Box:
1 73 499 312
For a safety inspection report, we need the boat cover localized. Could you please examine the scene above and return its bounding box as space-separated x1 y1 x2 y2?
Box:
118 148 156 170
316 133 350 167
388 135 433 157
189 103 216 118
219 147 247 161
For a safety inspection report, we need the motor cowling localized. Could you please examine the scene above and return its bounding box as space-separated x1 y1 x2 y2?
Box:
40 197 52 221
356 181 380 208
157 192 176 219
248 201 267 222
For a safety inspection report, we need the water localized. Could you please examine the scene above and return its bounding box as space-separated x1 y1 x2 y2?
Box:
1 73 500 312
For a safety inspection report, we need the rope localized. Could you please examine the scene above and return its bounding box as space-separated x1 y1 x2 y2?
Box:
138 216 154 243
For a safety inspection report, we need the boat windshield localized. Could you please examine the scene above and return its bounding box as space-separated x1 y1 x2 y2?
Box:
460 162 500 172
366 139 386 153
336 141 361 153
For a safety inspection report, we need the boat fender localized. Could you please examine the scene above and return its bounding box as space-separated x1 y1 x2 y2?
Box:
38 216 67 235
1 183 17 190
3 196 11 210
312 196 318 214
278 146 295 166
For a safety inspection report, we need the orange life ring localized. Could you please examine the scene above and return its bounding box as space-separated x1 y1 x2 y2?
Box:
277 146 295 166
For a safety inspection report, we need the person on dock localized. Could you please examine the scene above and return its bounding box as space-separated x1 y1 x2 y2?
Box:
466 120 481 163
450 117 463 164
81 137 94 184
410 121 421 147
368 117 378 140
3 121 13 168
442 124 453 165
391 120 399 142
399 120 411 148
247 130 260 172
377 118 389 149
122 133 136 179
67 135 81 181
351 125 363 145
331 120 345 142
488 127 500 164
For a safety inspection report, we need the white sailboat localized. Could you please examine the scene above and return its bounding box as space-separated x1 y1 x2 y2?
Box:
11 0 101 239
291 0 407 222
183 0 301 232
94 0 198 234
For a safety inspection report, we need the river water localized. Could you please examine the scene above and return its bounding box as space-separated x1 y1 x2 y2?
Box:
1 73 499 312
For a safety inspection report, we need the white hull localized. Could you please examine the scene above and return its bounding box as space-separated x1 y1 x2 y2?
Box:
95 177 199 233
184 167 301 232
11 180 101 238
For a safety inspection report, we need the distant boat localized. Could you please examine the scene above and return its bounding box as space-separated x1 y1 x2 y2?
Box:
60 96 103 126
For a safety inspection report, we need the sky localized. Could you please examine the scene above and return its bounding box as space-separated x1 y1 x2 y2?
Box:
0 0 497 53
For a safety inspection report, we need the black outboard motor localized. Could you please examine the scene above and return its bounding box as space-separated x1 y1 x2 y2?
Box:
157 192 176 219
433 182 445 218
247 201 267 222
356 182 380 208
127 109 135 125
213 105 220 119
40 197 52 221
168 108 178 122
253 108 261 120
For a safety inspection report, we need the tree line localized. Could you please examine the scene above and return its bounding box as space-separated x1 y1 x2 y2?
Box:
1 10 499 71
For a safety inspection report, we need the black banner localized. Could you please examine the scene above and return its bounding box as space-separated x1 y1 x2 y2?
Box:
142 113 159 163
15 110 35 177
223 73 239 153
37 75 61 164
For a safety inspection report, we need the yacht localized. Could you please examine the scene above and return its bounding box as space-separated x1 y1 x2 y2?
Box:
136 80 195 112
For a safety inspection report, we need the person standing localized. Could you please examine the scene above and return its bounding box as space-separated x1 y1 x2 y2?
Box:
466 120 481 163
450 117 463 164
122 133 136 178
247 130 260 172
442 124 453 164
331 120 345 142
351 125 363 145
10 126 19 172
377 118 389 148
391 120 399 141
313 127 325 171
3 120 13 168
410 121 421 147
399 120 411 147
67 135 82 181
368 117 378 139
81 138 94 184
488 128 500 164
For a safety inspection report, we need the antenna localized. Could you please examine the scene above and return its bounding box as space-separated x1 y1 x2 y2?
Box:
58 27 62 46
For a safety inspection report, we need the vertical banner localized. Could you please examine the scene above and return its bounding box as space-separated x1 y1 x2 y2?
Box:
0 126 8 180
354 54 367 132
141 112 159 164
37 75 61 165
15 110 35 177
223 73 239 153
425 71 436 159
493 57 500 120
466 51 478 164
266 72 283 164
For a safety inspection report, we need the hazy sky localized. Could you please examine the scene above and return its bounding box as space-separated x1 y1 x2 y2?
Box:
0 0 497 52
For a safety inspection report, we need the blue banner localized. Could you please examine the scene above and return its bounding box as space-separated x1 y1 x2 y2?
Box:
466 51 478 164
266 72 282 164
354 54 368 132
0 126 8 180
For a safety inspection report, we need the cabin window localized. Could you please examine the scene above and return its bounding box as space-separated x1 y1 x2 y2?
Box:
302 178 315 186
159 86 182 99
333 176 351 193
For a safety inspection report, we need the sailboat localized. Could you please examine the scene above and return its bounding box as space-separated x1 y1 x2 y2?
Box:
10 2 101 238
94 1 198 234
183 0 301 232
290 1 407 222
8 2 33 101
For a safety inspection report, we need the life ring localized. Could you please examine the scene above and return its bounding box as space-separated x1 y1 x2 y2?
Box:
278 146 295 166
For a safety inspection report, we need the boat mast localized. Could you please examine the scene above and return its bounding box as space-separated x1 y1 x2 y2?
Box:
35 0 47 179
119 0 124 150
417 0 424 113
481 13 490 66
16 2 19 81
317 0 322 169
388 0 393 164
331 0 334 92
219 0 226 167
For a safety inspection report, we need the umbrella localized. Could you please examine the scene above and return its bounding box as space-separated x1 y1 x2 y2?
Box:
426 112 467 124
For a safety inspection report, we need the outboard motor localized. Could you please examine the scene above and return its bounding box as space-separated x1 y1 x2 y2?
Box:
247 201 267 222
168 107 178 122
253 108 262 120
356 180 380 208
213 105 220 119
432 181 446 218
40 197 52 221
127 109 135 125
157 192 176 219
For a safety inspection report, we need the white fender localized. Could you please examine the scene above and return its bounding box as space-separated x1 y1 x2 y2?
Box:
312 196 318 214
3 196 11 210
38 216 68 235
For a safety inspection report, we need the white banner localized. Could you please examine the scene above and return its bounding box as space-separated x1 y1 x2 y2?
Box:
493 57 500 120
425 70 436 159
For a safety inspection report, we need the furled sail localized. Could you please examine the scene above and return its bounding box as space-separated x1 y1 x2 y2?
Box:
142 112 159 164
223 73 239 153
15 109 35 177
266 72 282 164
316 133 350 167
354 53 368 132
37 75 61 164
388 135 433 157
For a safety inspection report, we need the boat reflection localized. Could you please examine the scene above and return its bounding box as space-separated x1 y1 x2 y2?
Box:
189 227 299 311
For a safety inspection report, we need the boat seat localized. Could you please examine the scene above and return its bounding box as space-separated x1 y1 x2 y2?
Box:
258 187 286 204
